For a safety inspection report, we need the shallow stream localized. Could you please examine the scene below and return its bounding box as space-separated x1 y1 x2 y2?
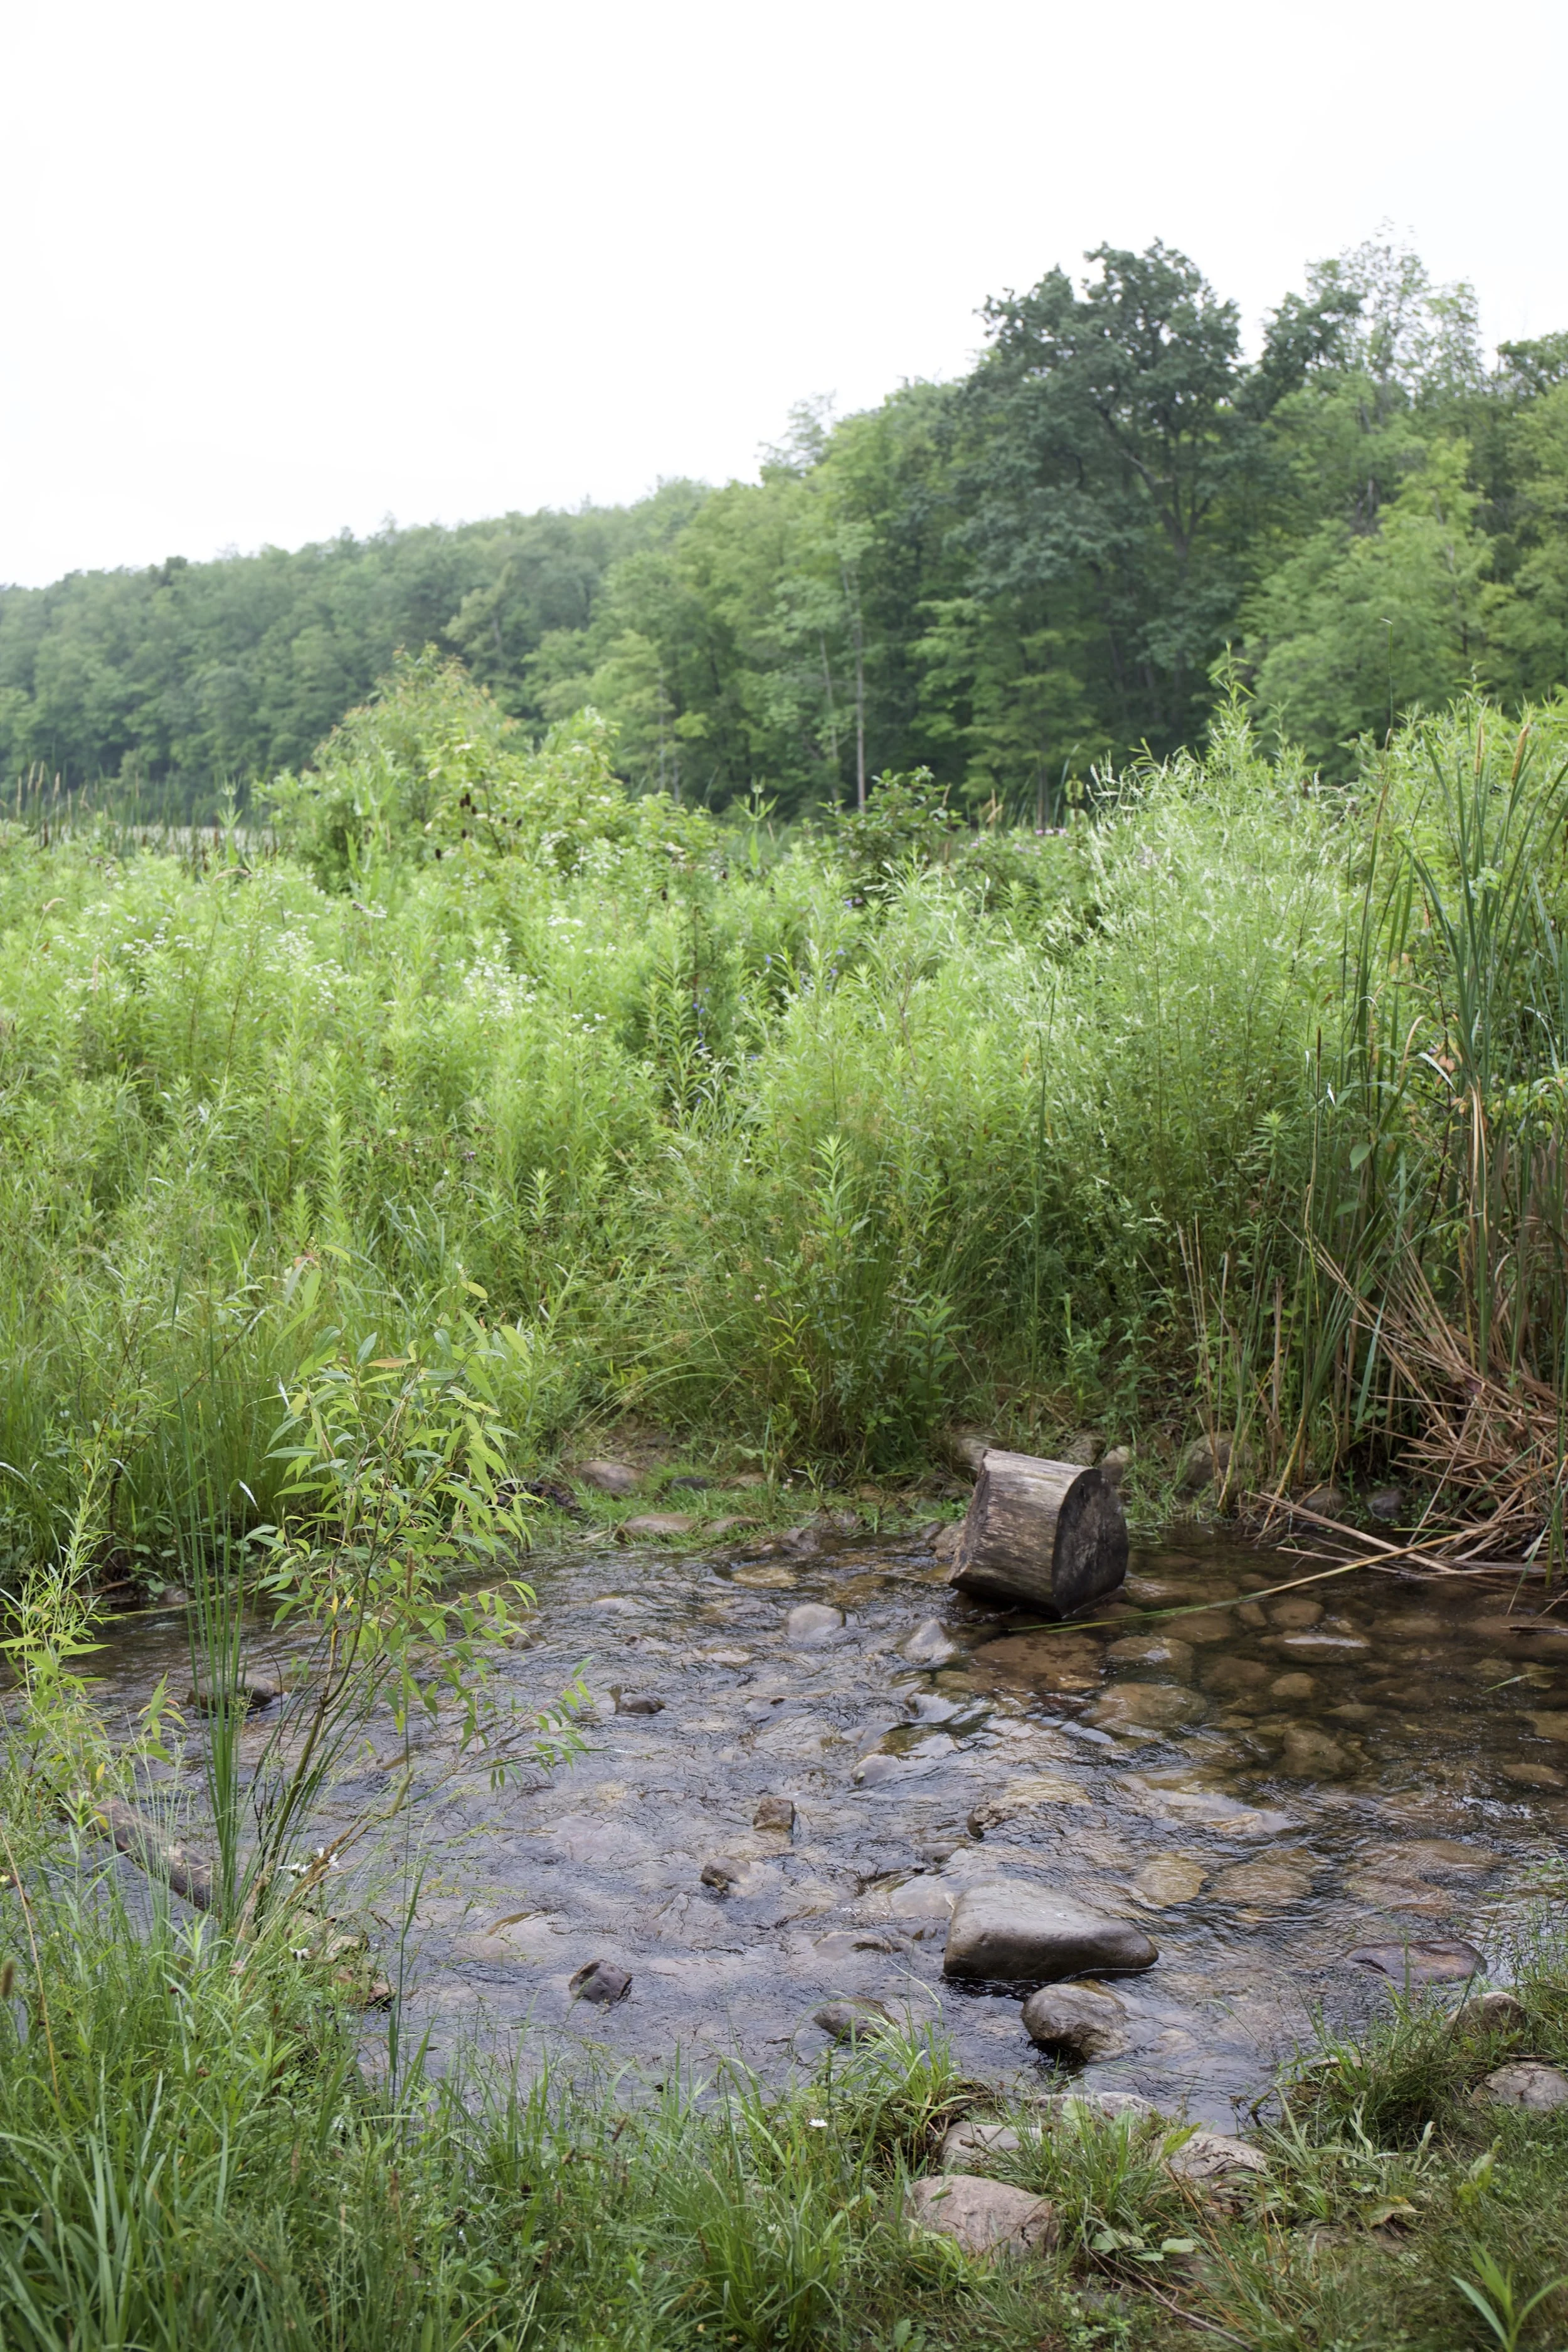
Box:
93 1527 1568 2126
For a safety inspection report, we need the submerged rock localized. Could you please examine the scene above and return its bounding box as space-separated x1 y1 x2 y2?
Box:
943 1886 1157 1983
903 1617 960 1666
1020 1981 1130 2058
1088 1683 1202 1735
1131 1853 1207 1908
904 2173 1057 2260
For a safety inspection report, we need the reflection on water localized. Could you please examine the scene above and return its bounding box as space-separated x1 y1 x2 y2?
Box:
87 1532 1568 2124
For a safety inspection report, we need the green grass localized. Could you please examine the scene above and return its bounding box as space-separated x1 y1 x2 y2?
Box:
3 1835 1568 2350
8 659 1567 1582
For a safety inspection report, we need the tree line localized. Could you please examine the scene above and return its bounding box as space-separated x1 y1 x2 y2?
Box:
6 235 1568 818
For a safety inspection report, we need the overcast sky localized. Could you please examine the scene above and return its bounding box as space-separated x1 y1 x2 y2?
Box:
4 0 1565 588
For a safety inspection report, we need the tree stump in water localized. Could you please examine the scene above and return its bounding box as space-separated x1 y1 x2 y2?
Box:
948 1449 1126 1615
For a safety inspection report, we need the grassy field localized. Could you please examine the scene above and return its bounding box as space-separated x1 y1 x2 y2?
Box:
4 659 1566 1589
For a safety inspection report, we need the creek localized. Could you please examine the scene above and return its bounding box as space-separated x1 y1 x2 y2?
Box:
90 1527 1568 2127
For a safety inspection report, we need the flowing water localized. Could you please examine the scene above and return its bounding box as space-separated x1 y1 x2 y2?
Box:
90 1527 1568 2126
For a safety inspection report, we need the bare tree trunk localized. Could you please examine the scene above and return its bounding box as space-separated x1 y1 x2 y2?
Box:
948 1449 1127 1615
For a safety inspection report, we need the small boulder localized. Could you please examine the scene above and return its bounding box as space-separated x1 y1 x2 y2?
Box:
1347 1939 1484 1984
753 1794 796 1835
905 2173 1057 2260
1166 2130 1268 2185
1365 1485 1404 1523
568 1960 632 2005
620 1513 696 1539
940 2118 1024 2169
1176 1431 1249 1496
577 1459 640 1496
187 1665 285 1715
903 1617 960 1666
944 1886 1157 1983
1476 2062 1568 2111
785 1602 844 1643
813 1997 899 2042
1454 1991 1527 2037
610 1689 665 1715
1021 1981 1129 2059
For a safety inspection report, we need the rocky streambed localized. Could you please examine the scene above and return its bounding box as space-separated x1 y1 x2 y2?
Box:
93 1525 1568 2125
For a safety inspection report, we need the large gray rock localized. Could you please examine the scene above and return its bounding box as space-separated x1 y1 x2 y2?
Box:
905 2173 1057 2260
1166 2130 1268 2185
1020 1981 1130 2058
944 1886 1157 1983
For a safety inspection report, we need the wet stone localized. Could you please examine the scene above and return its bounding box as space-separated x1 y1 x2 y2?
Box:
1202 1656 1269 1696
902 1617 960 1666
1020 1981 1130 2059
1131 1853 1207 1908
943 1887 1158 1983
1210 1858 1315 1907
813 1997 899 2042
1268 1597 1323 1630
1088 1683 1204 1735
785 1602 844 1644
568 1960 632 2005
1270 1673 1318 1702
1105 1634 1195 1675
1278 1726 1350 1776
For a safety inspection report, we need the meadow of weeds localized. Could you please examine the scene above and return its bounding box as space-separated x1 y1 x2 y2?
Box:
3 654 1566 1580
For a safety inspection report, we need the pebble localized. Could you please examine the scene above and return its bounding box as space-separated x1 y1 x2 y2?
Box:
1020 1981 1130 2058
576 1460 640 1496
753 1795 795 1834
943 1885 1158 1983
1209 1858 1315 1905
785 1602 845 1644
568 1960 632 2005
902 1617 960 1666
813 1997 899 2041
620 1513 696 1539
1270 1672 1318 1702
1346 1938 1485 1983
700 1857 747 1892
1268 1597 1322 1630
967 1772 1089 1835
1476 2062 1568 2112
904 2173 1057 2260
1202 1656 1269 1695
1165 1609 1233 1643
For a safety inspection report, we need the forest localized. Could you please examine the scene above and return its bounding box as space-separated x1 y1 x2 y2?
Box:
6 236 1568 818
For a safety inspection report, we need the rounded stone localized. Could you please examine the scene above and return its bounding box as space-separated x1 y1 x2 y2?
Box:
903 1617 960 1666
1345 1938 1485 1984
813 1997 899 2042
620 1513 696 1539
576 1459 640 1496
1270 1672 1317 1702
1020 1981 1130 2058
943 1885 1157 1983
905 2173 1057 2260
786 1602 844 1644
1268 1597 1323 1630
568 1960 632 2005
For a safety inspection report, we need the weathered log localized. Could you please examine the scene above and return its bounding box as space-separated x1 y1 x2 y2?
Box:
90 1794 213 1911
948 1449 1126 1614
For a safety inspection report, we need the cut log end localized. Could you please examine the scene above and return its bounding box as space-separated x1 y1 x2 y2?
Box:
948 1449 1127 1615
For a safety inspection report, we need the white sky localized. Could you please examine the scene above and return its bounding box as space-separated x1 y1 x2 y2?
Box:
4 0 1565 588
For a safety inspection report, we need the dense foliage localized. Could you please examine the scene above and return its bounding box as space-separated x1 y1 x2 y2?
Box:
8 240 1568 817
2 656 1565 1576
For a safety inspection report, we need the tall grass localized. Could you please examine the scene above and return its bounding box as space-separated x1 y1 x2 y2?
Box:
3 659 1566 1575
